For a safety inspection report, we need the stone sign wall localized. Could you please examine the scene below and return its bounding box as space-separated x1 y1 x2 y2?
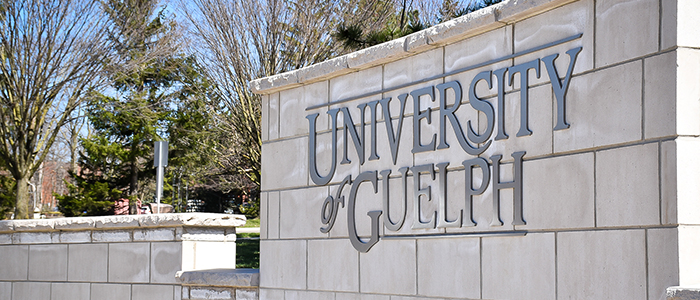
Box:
252 0 700 299
0 214 256 300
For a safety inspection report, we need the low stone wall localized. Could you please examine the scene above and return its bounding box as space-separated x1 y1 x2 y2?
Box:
0 213 255 300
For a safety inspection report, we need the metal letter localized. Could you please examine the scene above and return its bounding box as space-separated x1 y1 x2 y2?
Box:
307 110 339 185
436 162 460 228
379 95 408 165
437 81 487 155
508 60 541 137
489 151 526 226
347 171 382 253
411 164 437 229
381 168 409 231
462 157 490 227
340 107 365 165
494 67 509 140
543 47 582 130
467 70 496 145
320 175 351 233
362 101 381 161
411 87 437 153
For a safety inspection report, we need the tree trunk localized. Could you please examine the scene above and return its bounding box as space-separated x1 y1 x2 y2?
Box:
130 160 138 196
15 176 30 219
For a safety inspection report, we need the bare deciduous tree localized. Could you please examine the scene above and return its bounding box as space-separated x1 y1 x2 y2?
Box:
182 0 394 191
0 0 110 219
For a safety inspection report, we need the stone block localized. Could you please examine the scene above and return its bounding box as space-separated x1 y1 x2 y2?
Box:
279 80 328 139
132 284 174 300
262 94 269 142
335 293 361 300
520 152 595 230
347 38 408 69
249 70 299 94
311 129 360 187
0 282 10 300
496 0 578 23
673 137 700 225
403 30 429 54
261 137 308 190
176 269 259 287
51 282 90 300
648 228 680 300
134 228 176 242
645 51 677 139
0 245 28 280
260 240 306 289
662 0 700 50
0 233 11 244
360 114 415 174
513 0 594 87
676 49 700 136
425 5 501 46
151 242 182 284
596 143 660 227
553 61 642 152
285 290 336 300
557 229 646 300
383 48 443 89
0 220 12 232
307 239 359 292
678 225 700 286
90 283 132 300
59 231 91 243
180 228 230 242
330 66 382 102
666 287 700 300
297 56 352 83
188 287 234 299
108 242 150 283
175 286 182 300
236 289 259 300
260 192 268 240
362 295 390 300
29 244 68 281
482 233 555 300
94 215 140 228
13 232 53 244
269 92 280 140
182 241 236 271
279 186 329 239
68 243 108 282
661 140 678 225
12 282 50 300
259 288 285 300
268 191 280 239
53 217 96 230
92 230 132 242
416 238 480 298
12 219 54 231
360 239 416 295
595 0 659 67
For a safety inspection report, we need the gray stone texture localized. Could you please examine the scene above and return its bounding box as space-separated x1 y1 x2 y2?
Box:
12 282 50 300
108 242 150 283
0 245 28 280
28 244 68 281
416 238 480 298
132 284 174 300
68 243 108 282
151 242 182 284
51 282 90 300
90 283 132 300
259 240 306 290
360 239 416 295
0 282 10 300
595 0 658 67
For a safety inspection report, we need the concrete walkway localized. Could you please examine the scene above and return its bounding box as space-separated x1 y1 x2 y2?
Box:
237 227 260 234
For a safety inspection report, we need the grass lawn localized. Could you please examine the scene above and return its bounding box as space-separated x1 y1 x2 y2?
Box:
242 218 260 228
236 232 259 269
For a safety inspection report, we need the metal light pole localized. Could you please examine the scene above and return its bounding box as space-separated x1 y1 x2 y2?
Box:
154 141 168 213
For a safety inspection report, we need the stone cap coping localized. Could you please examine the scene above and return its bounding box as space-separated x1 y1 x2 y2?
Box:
667 286 700 300
176 268 260 288
0 213 246 233
249 0 576 95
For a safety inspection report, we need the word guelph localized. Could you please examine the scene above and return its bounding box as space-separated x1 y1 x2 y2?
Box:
307 47 581 252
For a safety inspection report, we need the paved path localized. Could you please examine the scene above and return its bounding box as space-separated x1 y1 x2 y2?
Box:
237 227 260 233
